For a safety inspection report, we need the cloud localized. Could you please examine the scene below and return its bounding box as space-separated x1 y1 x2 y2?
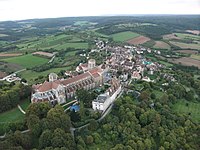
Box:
0 0 199 21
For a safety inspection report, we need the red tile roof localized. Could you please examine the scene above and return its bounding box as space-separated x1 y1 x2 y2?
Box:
33 81 60 92
92 72 100 78
80 63 88 68
88 67 102 75
61 72 91 85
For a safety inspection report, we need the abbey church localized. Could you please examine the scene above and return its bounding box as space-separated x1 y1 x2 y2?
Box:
31 59 107 104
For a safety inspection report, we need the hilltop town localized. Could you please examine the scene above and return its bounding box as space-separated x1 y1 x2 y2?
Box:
30 41 167 115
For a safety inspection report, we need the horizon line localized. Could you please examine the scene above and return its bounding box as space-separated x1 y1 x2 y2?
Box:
0 14 200 22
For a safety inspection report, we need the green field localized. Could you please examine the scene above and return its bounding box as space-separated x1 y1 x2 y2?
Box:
169 41 200 50
111 31 140 42
0 34 8 37
190 54 200 61
17 34 88 51
173 100 200 123
174 33 200 41
3 54 49 68
55 42 88 50
19 67 70 82
158 60 173 67
0 99 30 123
74 21 97 26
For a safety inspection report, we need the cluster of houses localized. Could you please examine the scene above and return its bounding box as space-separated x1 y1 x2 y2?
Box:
0 73 21 82
105 46 162 82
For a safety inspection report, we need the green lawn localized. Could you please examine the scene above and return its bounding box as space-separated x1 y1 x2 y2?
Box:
173 100 200 123
3 54 49 68
0 99 30 123
111 31 140 42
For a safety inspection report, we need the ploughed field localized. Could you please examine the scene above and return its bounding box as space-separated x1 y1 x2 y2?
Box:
0 53 23 57
153 41 171 49
168 57 200 69
127 36 151 45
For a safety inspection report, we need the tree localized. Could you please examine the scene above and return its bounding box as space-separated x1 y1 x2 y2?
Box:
70 110 81 122
76 89 96 107
92 133 101 144
88 119 98 131
47 105 71 132
3 130 31 149
144 139 152 150
26 114 41 137
139 113 148 126
26 102 51 119
51 128 75 149
76 136 86 149
151 93 156 99
111 144 124 150
39 130 53 149
173 85 185 99
140 90 150 101
85 135 94 145
160 93 169 105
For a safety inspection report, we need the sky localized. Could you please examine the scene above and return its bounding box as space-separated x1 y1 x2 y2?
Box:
0 0 200 21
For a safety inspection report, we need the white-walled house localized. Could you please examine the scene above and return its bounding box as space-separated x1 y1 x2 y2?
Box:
92 78 121 112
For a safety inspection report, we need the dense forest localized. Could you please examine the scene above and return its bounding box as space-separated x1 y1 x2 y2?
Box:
75 95 199 150
74 68 200 150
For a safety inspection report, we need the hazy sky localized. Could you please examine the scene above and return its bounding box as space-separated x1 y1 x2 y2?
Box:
0 0 200 21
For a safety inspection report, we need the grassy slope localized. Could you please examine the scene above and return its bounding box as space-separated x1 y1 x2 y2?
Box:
55 42 88 50
174 33 200 41
190 54 200 61
169 41 200 50
17 34 88 51
173 100 200 123
0 99 30 123
3 54 49 68
111 31 140 42
19 67 70 82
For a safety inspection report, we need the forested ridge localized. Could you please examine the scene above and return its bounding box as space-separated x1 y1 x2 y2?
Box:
75 95 200 150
